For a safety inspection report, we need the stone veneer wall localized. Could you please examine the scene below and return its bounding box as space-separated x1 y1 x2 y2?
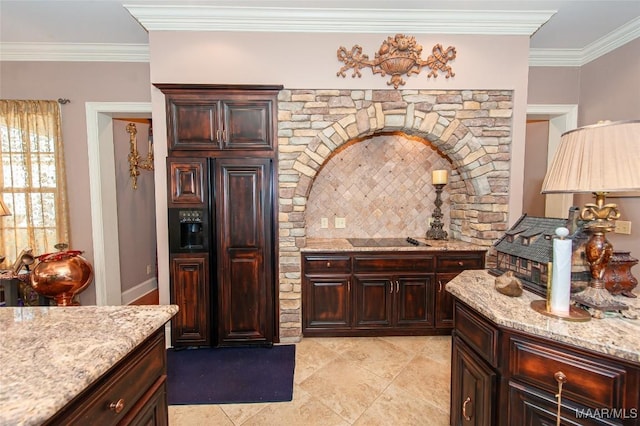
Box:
277 89 513 341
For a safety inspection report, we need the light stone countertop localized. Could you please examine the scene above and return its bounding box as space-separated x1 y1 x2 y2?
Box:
0 304 179 426
302 238 488 252
446 270 640 364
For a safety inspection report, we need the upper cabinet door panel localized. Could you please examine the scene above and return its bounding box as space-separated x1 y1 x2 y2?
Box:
221 100 273 150
167 157 208 207
168 99 221 150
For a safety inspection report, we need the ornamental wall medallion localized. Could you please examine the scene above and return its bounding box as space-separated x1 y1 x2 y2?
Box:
336 34 456 88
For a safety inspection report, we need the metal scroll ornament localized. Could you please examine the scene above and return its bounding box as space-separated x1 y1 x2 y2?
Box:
337 34 456 88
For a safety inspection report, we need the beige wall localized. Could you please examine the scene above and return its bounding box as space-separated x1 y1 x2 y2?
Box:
113 119 157 296
0 61 152 304
523 120 549 217
528 37 640 277
577 38 640 274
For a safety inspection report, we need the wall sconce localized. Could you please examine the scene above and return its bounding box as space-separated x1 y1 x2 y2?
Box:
126 122 154 189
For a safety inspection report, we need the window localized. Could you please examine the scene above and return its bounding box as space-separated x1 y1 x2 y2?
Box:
0 100 70 265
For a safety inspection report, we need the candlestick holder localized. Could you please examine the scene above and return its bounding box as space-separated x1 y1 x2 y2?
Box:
426 183 448 240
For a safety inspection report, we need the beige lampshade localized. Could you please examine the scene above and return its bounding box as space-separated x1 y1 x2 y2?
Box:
541 120 640 194
0 198 11 217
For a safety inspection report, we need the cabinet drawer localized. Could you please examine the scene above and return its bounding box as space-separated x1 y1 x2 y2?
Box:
354 255 434 272
50 330 166 424
437 253 485 272
508 336 628 409
304 255 351 273
454 301 499 367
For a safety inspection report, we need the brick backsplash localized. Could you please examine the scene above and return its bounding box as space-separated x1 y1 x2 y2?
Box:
307 133 451 238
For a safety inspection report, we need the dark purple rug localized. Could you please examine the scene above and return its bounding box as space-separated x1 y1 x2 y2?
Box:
166 345 296 405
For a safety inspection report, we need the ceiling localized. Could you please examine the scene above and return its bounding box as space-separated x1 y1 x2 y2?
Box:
1 0 639 66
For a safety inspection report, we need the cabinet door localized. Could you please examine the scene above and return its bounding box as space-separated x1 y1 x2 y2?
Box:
304 275 352 330
216 158 274 345
508 381 607 426
395 275 434 327
435 272 460 329
221 99 274 150
451 336 496 426
167 98 221 150
167 157 208 207
170 254 210 346
354 275 393 328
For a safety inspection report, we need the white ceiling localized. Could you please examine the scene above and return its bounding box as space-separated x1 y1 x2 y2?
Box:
1 0 639 66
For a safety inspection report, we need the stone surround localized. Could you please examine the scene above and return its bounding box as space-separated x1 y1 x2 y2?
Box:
277 89 513 341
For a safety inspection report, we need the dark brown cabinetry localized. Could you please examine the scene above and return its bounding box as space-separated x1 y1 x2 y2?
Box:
159 85 276 151
45 329 169 426
216 158 274 346
160 84 281 348
302 250 485 337
353 254 435 329
170 254 210 346
451 298 640 426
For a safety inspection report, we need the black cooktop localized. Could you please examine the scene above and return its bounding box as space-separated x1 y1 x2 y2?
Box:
347 237 430 247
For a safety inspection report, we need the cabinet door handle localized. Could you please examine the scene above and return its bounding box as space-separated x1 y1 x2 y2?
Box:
554 371 567 426
462 396 472 421
395 281 399 293
216 129 222 142
223 129 228 142
348 280 350 292
109 398 125 414
389 281 393 294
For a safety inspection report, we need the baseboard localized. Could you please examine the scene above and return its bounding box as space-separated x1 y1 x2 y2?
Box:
122 277 158 305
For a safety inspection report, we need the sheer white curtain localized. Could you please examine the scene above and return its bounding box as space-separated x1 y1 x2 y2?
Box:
0 100 70 265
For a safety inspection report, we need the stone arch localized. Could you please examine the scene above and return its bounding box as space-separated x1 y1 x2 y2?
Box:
276 89 512 341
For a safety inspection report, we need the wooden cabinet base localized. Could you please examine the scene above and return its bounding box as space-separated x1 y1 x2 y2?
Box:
451 298 640 426
302 250 485 337
45 329 169 426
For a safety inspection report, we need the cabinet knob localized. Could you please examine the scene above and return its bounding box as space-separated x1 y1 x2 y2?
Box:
458 261 464 266
109 398 125 414
462 396 473 421
326 261 331 268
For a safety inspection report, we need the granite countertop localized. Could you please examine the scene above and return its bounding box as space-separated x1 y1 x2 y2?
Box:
0 304 179 426
446 270 640 364
302 237 487 252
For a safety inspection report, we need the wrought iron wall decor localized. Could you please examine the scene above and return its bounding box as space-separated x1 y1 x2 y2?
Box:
336 34 456 89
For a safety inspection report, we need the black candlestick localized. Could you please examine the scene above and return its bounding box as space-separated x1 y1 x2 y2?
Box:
426 183 448 240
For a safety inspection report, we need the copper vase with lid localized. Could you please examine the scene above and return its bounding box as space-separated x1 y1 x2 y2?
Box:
30 249 93 306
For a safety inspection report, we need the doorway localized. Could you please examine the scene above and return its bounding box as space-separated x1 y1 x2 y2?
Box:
85 102 153 305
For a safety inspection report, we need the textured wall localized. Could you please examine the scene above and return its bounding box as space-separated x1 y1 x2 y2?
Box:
306 133 451 238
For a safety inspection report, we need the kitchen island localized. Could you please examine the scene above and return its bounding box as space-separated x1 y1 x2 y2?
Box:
447 270 640 425
0 304 178 426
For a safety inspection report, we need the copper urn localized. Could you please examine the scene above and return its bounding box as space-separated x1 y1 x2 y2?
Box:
30 250 93 306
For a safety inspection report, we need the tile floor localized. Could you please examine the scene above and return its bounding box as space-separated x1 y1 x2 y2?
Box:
169 335 452 425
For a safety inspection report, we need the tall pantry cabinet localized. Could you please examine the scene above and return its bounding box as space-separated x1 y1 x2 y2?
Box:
157 84 282 347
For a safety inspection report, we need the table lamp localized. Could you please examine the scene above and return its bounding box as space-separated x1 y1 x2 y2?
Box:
541 120 640 315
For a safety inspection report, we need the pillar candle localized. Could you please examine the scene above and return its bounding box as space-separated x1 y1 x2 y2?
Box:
550 227 572 314
432 169 448 185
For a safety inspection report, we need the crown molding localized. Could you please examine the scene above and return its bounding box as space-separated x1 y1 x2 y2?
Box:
123 5 555 35
0 43 149 62
530 16 640 67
